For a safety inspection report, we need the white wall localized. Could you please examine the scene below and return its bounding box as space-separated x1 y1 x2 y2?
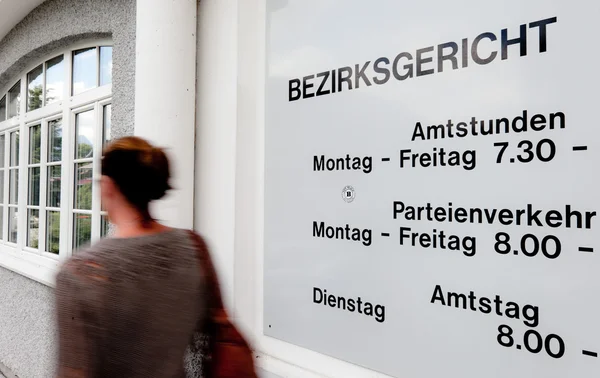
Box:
135 0 197 230
195 0 239 312
195 1 394 377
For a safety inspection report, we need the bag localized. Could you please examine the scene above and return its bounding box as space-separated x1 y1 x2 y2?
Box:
186 230 258 378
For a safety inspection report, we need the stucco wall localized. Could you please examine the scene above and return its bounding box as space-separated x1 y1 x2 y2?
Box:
0 0 135 377
0 268 55 378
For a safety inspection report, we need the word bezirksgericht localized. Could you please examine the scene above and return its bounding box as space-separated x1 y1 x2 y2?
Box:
289 17 557 101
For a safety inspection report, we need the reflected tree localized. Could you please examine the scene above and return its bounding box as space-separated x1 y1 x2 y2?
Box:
28 85 55 111
28 86 43 111
47 212 60 254
74 214 92 249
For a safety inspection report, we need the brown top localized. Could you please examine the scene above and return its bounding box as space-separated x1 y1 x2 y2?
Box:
54 228 208 378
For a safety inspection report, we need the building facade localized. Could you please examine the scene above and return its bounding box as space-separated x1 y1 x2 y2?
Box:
1 1 590 378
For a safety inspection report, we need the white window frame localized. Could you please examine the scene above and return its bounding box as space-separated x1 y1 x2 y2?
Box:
0 39 112 286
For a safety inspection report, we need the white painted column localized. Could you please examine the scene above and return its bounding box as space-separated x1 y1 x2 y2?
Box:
134 0 197 229
195 0 239 310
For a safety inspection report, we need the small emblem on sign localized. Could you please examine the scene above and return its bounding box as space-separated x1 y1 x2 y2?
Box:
342 186 355 203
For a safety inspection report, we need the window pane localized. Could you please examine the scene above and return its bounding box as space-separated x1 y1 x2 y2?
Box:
73 214 91 249
8 81 20 118
8 207 17 243
101 214 109 238
75 110 94 159
47 166 61 208
10 131 19 166
0 172 4 205
0 205 4 240
48 119 63 162
27 209 39 248
74 163 92 210
0 96 6 122
27 65 43 112
29 125 41 164
45 55 64 105
46 211 60 254
28 167 40 206
9 169 18 205
72 48 97 95
0 134 5 169
103 104 112 146
100 47 113 86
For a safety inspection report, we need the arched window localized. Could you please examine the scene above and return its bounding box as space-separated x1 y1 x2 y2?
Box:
0 40 112 261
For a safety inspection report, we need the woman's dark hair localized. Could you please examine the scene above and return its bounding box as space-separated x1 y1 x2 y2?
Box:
101 136 172 224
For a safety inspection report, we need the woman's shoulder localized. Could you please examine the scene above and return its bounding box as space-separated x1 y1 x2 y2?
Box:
57 233 128 286
100 227 193 247
56 228 197 279
56 250 110 289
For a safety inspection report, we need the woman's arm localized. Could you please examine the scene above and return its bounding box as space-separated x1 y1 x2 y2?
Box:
55 266 90 378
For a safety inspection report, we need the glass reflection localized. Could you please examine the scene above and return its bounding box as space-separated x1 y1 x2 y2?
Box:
8 207 17 243
48 119 63 162
27 65 43 111
74 162 92 210
73 214 91 249
47 166 61 208
45 55 64 105
100 47 113 86
27 209 39 248
75 110 94 159
72 48 97 95
0 134 5 169
10 131 19 167
9 169 18 205
28 167 40 207
0 170 4 205
8 82 20 118
46 211 60 254
29 125 41 164
0 205 4 241
103 104 112 146
0 96 6 122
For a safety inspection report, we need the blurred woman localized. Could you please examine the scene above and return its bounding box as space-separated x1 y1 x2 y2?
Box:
54 136 208 377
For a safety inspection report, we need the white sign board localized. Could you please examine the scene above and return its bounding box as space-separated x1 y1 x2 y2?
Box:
264 1 600 377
